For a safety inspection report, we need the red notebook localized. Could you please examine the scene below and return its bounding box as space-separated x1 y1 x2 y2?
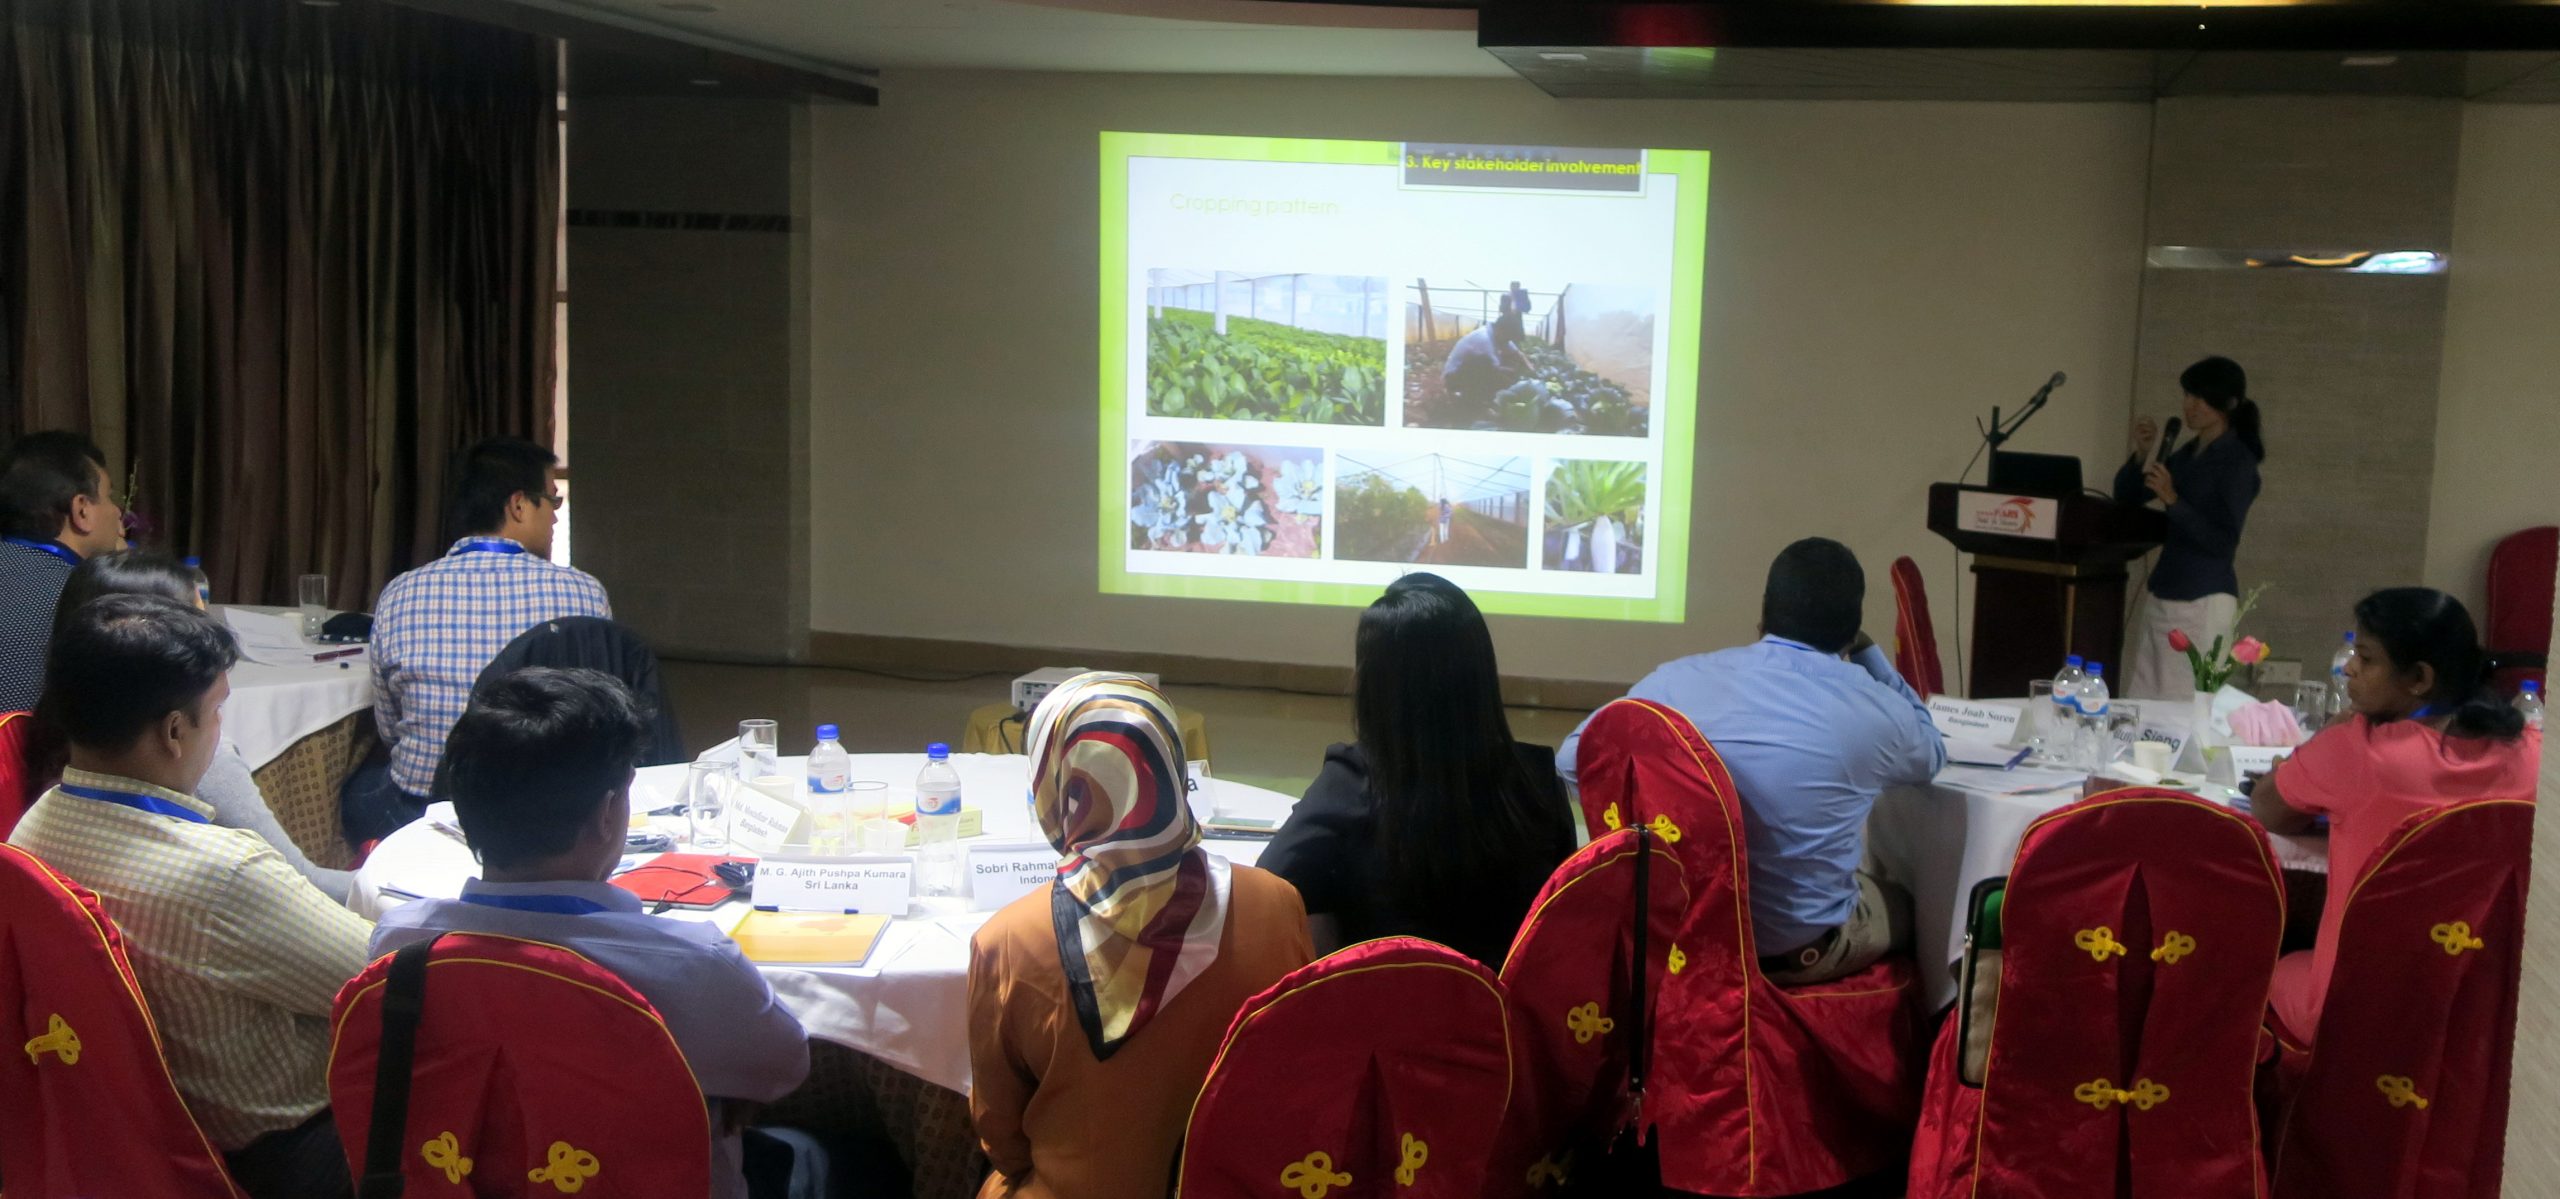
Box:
611 853 752 910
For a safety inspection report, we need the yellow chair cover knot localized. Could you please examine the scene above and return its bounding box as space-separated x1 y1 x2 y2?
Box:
1281 1151 1353 1198
1524 1152 1572 1188
2150 931 2197 964
1646 814 1683 843
1395 1133 1428 1185
2073 927 2129 962
1601 803 1623 832
22 1013 79 1065
1566 1002 1616 1045
2376 1075 2431 1109
421 1131 474 1184
1667 945 1688 975
2075 1077 2169 1112
527 1141 601 1192
2429 922 2485 956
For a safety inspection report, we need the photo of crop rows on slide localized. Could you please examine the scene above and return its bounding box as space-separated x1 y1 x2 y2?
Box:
1145 270 1387 426
1404 279 1654 436
1335 452 1531 569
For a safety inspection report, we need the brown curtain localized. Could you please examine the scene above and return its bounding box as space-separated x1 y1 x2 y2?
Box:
0 0 557 608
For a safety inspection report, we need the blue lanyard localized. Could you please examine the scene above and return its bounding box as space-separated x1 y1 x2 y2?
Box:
60 783 209 824
2 536 80 566
2411 703 2446 720
452 538 528 557
460 891 609 916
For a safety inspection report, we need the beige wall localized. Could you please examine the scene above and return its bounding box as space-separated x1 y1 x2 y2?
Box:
2427 104 2560 619
805 72 2152 683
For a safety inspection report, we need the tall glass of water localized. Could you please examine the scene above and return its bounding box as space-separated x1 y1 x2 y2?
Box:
297 574 329 638
2024 680 2057 759
684 761 731 851
738 719 780 785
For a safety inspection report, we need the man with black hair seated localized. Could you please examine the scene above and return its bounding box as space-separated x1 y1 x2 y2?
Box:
1559 537 1945 985
0 430 126 712
9 594 371 1199
372 668 815 1199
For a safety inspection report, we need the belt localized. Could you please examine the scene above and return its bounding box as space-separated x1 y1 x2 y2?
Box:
1760 928 1840 973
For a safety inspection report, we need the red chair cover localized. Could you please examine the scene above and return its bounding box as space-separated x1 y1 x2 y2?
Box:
1890 555 1948 700
1574 698 1923 1196
1907 788 2287 1199
1491 828 1691 1196
2484 527 2555 696
0 842 244 1198
2267 798 2534 1199
0 711 38 837
1177 937 1512 1199
327 931 711 1198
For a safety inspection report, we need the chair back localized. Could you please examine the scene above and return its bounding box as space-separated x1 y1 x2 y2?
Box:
2484 526 2556 696
0 709 37 836
471 617 683 763
1889 555 1948 699
1493 828 1690 1194
1176 937 1511 1199
327 931 711 1199
1574 698 1922 1196
2271 799 2534 1199
0 843 243 1198
1913 788 2286 1199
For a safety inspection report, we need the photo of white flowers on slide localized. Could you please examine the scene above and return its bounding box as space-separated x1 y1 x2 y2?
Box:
1145 270 1388 426
1128 441 1324 558
1543 459 1647 574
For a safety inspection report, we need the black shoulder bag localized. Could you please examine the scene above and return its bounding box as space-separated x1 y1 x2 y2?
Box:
1567 825 1662 1192
356 934 444 1199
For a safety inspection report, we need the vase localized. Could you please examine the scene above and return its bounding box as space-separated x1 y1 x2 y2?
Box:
2188 690 2234 784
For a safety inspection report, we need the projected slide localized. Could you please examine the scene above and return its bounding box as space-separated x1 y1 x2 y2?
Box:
1099 133 1708 622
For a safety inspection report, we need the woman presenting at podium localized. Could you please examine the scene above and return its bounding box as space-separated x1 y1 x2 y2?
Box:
2114 356 2266 701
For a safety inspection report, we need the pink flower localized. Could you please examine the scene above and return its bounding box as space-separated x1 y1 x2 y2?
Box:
2231 636 2268 665
2166 628 2193 653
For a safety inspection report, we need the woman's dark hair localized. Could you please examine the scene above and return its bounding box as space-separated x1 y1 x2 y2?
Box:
1355 573 1569 923
2353 587 2523 741
2180 355 2267 463
51 549 196 639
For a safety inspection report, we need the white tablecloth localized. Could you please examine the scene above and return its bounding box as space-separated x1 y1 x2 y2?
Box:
1869 764 2328 1011
348 752 1299 1096
220 607 372 770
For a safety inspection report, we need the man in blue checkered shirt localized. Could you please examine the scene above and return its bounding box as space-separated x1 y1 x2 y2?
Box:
342 438 609 843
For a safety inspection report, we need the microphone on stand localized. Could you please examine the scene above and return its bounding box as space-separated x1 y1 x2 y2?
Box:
2148 416 2183 468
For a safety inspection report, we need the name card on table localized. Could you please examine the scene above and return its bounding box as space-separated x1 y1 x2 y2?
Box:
2228 745 2294 778
968 842 1060 913
751 854 915 915
1954 490 2058 542
1928 697 2023 744
727 778 810 858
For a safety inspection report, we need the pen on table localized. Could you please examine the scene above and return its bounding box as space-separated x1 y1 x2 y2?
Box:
376 884 425 902
312 647 363 662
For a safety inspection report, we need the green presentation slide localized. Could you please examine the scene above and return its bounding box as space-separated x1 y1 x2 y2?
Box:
1099 132 1708 622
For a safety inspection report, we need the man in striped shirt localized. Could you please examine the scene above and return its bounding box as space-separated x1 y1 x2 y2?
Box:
9 594 372 1199
343 437 610 843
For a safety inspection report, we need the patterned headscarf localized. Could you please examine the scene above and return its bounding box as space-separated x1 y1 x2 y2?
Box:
1026 672 1231 1060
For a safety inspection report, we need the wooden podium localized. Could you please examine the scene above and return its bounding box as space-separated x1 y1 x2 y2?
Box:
1927 483 2165 699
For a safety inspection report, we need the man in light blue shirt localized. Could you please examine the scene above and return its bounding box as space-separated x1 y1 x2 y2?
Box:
372 668 816 1199
1560 538 1944 985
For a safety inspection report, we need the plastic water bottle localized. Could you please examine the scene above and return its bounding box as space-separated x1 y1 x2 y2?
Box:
916 742 964 896
2075 662 2114 769
2516 681 2545 732
183 556 211 610
2327 631 2357 714
806 724 850 852
2042 655 2086 760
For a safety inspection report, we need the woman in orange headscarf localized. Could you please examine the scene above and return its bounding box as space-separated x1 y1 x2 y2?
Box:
965 673 1311 1199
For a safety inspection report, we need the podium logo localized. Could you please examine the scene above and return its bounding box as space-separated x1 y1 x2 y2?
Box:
1983 496 2039 534
1957 491 2054 540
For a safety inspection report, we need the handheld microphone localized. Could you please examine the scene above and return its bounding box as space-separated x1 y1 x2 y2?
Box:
2150 416 2183 467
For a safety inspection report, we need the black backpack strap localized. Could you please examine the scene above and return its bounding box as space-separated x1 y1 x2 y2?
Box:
1625 825 1653 1108
357 934 443 1199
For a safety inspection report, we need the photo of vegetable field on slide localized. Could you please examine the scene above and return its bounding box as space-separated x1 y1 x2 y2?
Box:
1335 453 1530 569
1404 279 1654 436
1145 270 1388 426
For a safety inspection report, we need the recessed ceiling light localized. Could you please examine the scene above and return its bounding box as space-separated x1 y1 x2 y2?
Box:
690 77 721 87
2341 55 2400 68
661 2 718 11
1538 52 1590 62
300 0 341 7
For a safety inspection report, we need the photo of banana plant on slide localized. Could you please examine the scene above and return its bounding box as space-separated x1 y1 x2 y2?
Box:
1144 269 1388 426
1335 453 1531 569
1543 459 1647 574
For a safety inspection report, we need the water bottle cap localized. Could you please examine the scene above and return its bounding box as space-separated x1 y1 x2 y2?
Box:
2087 662 2105 676
816 723 839 741
927 742 950 760
2526 681 2543 696
2065 655 2085 668
184 555 202 568
2343 631 2356 642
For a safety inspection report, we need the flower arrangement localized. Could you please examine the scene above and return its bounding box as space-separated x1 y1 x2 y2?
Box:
2168 583 2271 692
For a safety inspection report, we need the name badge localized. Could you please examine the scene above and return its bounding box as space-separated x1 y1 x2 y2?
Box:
967 842 1059 913
1928 697 2024 743
752 854 915 915
2228 745 2294 778
727 777 810 858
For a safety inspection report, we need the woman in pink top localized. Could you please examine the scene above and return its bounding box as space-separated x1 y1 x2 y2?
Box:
2251 587 2539 1043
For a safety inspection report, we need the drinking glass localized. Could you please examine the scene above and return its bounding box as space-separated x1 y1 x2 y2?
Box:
2023 680 2057 756
2288 681 2333 737
684 761 731 851
846 780 889 823
738 719 780 784
297 574 329 638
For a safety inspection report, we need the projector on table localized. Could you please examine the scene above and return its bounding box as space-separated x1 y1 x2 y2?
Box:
1012 666 1161 713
